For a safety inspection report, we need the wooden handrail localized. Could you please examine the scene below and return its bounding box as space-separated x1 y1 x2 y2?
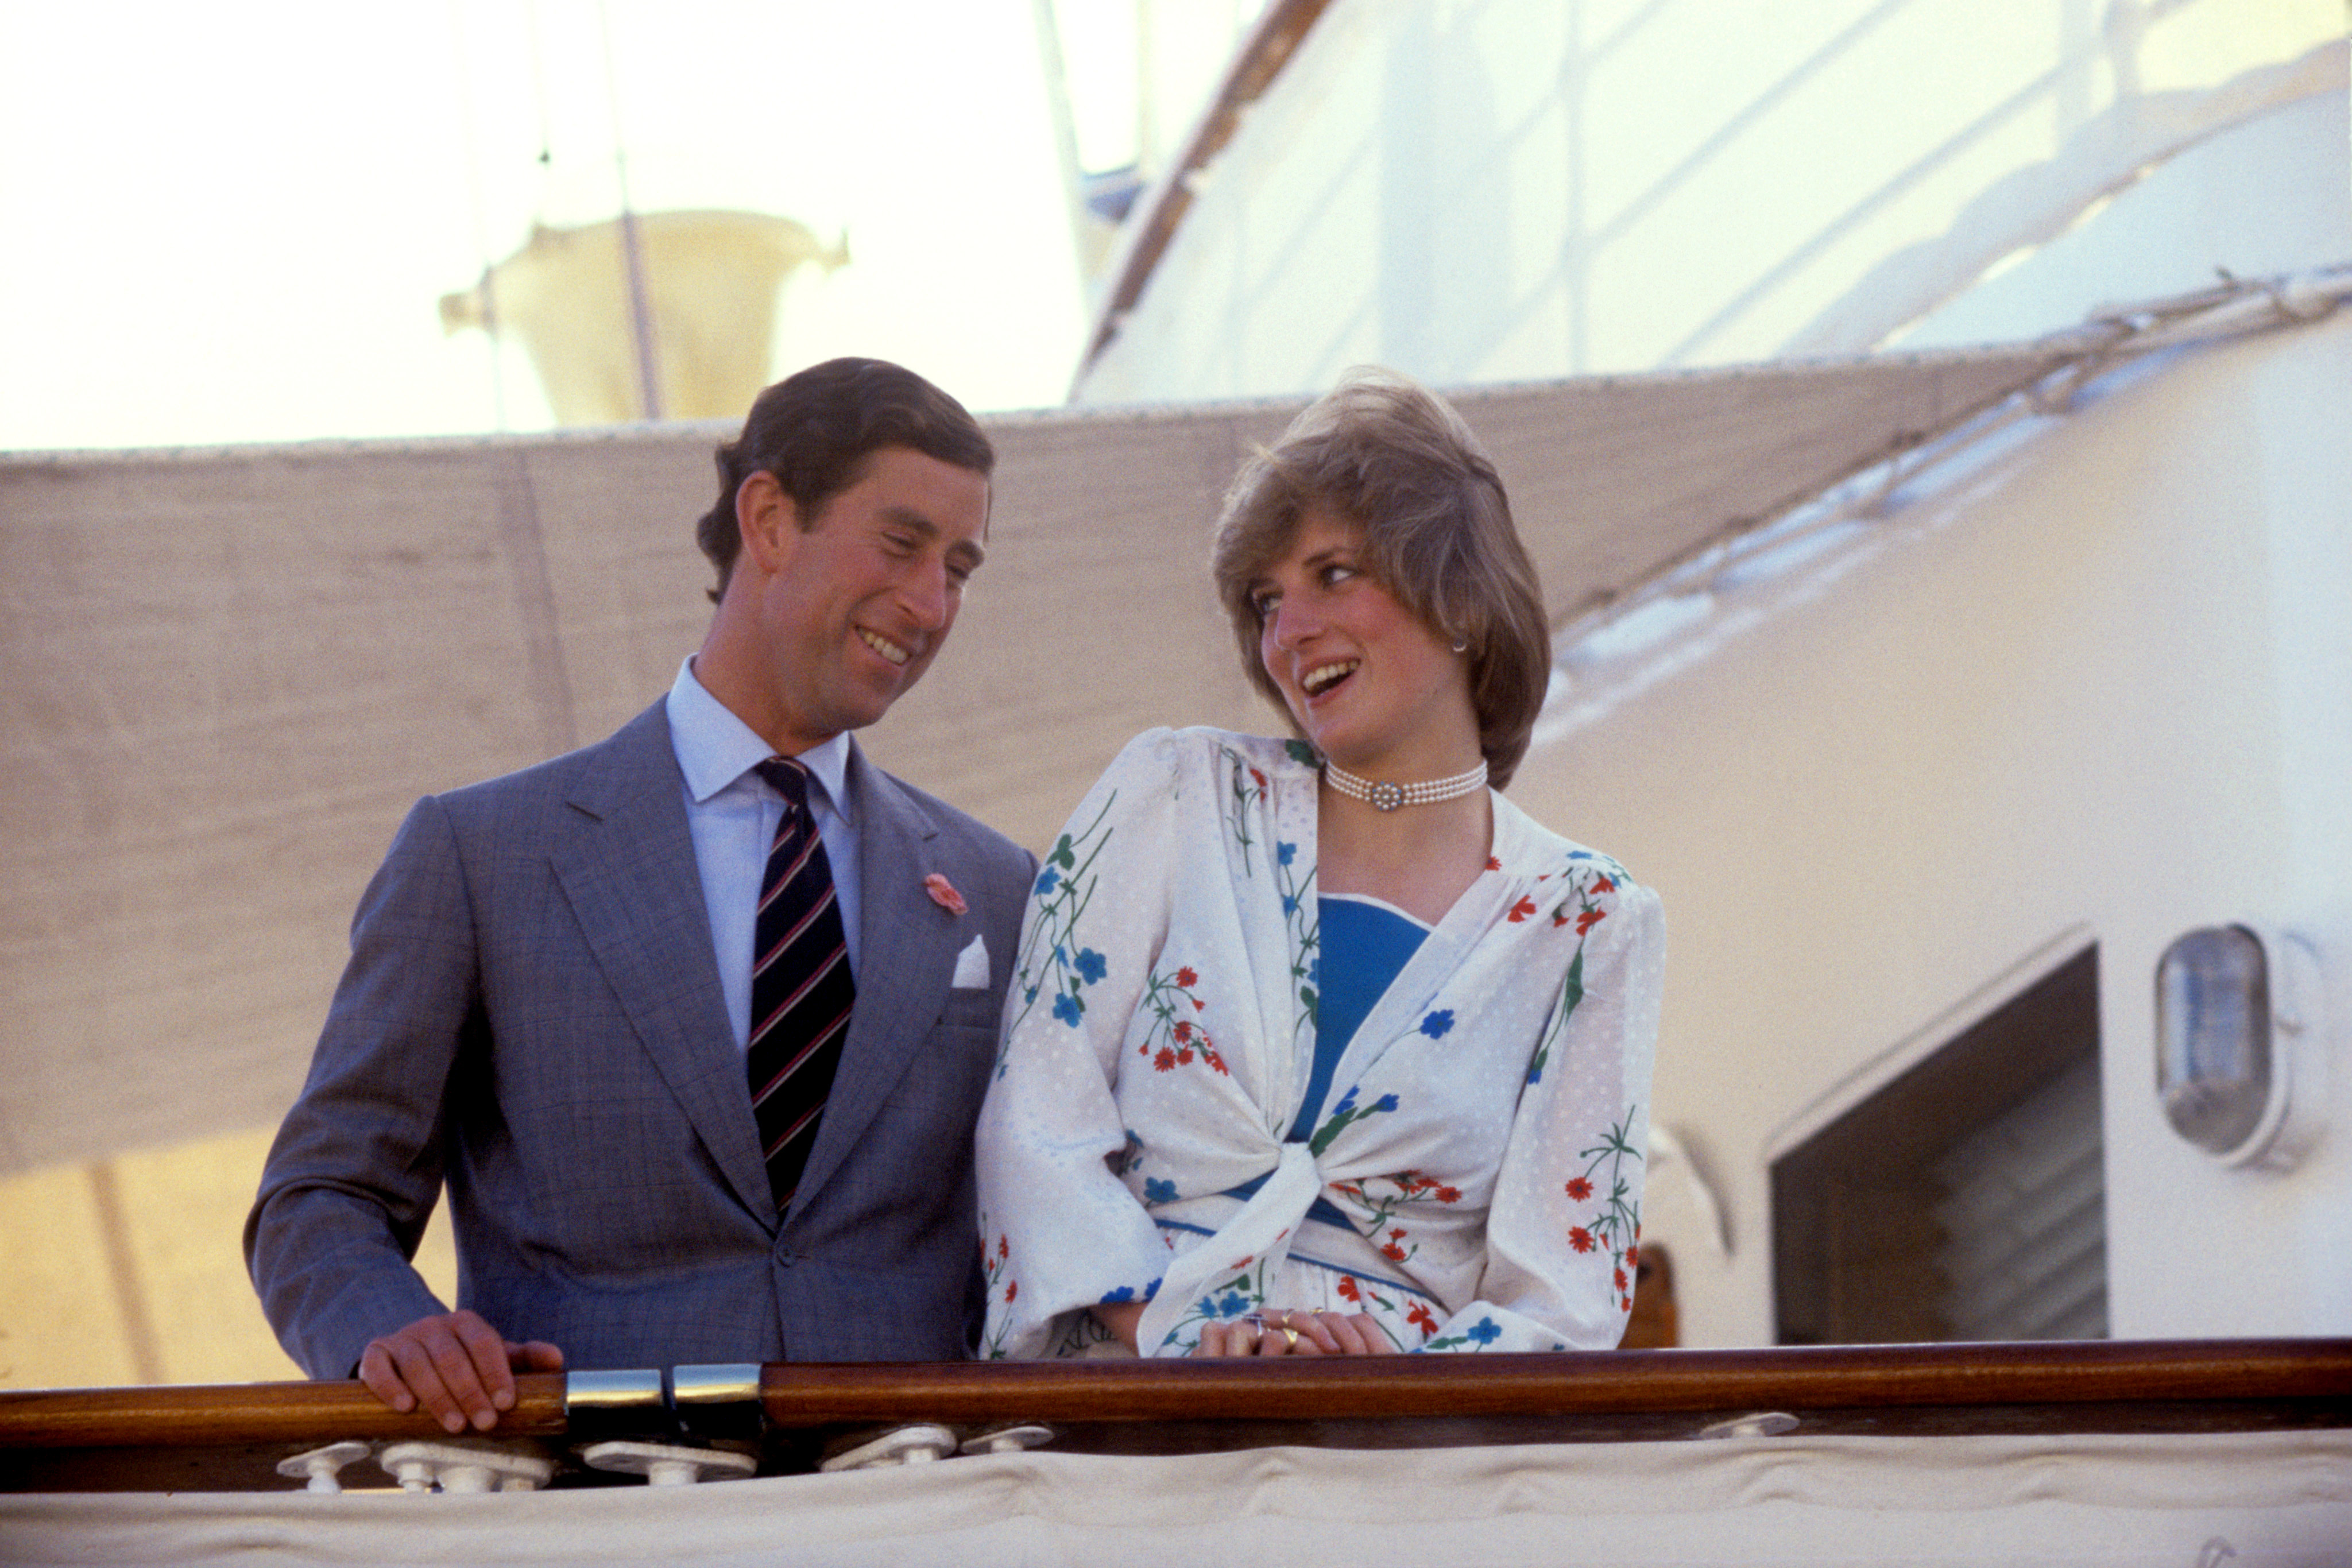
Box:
0 1377 571 1452
3 1339 2345 1453
753 1339 2352 1427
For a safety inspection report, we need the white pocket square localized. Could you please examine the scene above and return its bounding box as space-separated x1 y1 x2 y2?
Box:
950 934 991 989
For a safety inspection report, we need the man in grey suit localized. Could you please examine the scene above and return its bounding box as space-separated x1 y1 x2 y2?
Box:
247 358 1035 1434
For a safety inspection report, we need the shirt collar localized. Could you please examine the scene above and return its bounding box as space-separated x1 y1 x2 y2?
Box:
666 656 856 823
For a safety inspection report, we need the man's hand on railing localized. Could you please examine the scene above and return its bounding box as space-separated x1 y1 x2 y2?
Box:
358 1311 565 1433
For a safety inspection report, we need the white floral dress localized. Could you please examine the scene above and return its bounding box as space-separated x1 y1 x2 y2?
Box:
974 727 1665 1358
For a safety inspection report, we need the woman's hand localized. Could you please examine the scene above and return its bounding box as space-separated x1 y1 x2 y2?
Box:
1193 1308 1394 1357
1091 1299 1147 1352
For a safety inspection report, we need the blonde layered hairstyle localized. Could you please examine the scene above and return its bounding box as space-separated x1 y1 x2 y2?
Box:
1210 369 1552 788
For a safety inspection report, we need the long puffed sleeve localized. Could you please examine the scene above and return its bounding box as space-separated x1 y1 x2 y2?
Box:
1417 872 1665 1352
974 730 1188 1358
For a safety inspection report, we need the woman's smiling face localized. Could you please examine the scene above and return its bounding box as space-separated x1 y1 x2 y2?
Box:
1251 504 1479 777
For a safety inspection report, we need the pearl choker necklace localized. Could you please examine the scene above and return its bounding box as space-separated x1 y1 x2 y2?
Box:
1323 757 1489 811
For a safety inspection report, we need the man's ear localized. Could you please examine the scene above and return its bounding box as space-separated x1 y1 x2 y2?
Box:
735 471 795 578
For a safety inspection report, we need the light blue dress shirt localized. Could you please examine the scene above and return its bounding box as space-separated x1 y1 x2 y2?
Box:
665 656 862 1052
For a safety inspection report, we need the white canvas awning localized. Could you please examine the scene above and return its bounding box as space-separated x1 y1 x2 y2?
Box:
0 343 2073 1172
2 1431 2346 1566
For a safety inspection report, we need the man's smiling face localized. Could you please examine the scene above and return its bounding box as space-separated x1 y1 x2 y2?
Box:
745 444 991 753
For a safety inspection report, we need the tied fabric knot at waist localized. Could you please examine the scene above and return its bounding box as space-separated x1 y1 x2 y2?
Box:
1137 1141 1325 1355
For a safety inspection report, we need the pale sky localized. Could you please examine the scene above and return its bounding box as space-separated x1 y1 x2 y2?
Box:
0 1 1221 452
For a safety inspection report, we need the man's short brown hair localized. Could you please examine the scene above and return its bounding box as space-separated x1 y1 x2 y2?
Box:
696 358 995 599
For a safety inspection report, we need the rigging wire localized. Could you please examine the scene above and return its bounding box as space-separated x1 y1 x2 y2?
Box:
525 0 555 170
446 0 509 430
595 0 664 421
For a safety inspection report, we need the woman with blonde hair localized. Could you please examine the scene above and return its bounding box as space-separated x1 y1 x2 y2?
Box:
975 370 1663 1358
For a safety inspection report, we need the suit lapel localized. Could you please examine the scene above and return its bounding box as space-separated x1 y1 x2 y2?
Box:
791 742 957 1211
551 703 777 1225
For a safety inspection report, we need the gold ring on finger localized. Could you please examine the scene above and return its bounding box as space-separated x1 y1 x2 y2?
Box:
1282 1327 1300 1347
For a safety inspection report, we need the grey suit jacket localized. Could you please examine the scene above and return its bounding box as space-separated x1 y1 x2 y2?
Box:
246 700 1035 1379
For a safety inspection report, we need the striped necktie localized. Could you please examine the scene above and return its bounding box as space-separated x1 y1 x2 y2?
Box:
746 757 855 1214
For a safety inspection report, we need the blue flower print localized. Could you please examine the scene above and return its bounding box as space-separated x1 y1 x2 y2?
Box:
1075 947 1108 984
1308 1084 1399 1156
1100 1285 1136 1304
1035 867 1060 896
1281 894 1298 916
1308 957 1321 988
1216 1291 1251 1319
1144 1176 1177 1204
1276 841 1297 866
1052 992 1084 1027
1426 1311 1507 1353
1023 985 1039 1004
1420 1009 1455 1039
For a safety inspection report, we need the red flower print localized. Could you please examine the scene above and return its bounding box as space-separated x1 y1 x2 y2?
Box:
1406 1302 1438 1336
1613 1267 1628 1294
998 1235 1009 1259
1381 1242 1409 1263
1251 768 1268 791
1336 1276 1361 1303
1621 1295 1633 1312
1569 1226 1595 1253
1390 1228 1407 1241
1507 896 1537 923
1486 856 1502 872
1592 876 1615 894
1565 1176 1593 1202
1192 997 1207 1011
1435 1186 1460 1203
1005 1279 1019 1302
1174 1021 1192 1042
1624 1245 1639 1268
1206 1050 1229 1075
1175 967 1198 988
1176 1048 1193 1064
1576 908 1607 935
1153 1048 1177 1072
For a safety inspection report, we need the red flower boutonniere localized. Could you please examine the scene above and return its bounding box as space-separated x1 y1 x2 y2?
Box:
923 873 968 915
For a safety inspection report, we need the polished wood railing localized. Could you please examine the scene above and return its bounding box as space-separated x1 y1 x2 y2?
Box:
5 1339 2347 1492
